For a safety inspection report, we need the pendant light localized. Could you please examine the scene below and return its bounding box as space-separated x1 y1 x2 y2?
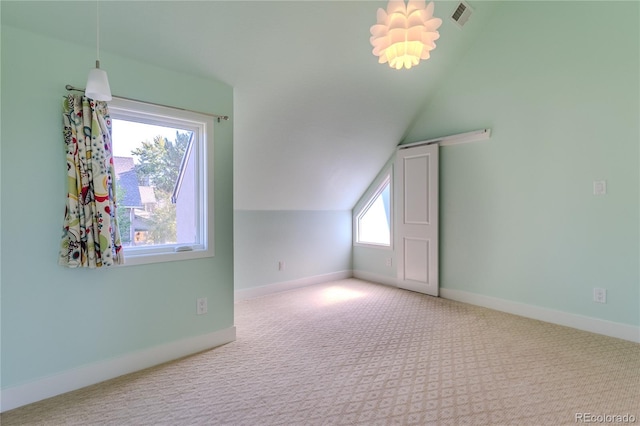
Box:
370 0 442 70
85 1 112 101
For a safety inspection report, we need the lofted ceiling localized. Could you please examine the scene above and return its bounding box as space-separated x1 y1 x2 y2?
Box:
1 0 496 210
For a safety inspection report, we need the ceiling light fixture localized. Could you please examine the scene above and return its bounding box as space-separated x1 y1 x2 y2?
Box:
85 1 112 101
370 0 442 70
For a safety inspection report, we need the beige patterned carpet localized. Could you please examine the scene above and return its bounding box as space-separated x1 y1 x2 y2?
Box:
2 278 639 425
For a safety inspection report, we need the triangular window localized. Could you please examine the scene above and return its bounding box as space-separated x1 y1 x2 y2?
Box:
356 175 391 246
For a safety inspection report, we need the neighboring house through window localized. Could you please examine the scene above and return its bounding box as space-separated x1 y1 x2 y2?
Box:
110 98 214 265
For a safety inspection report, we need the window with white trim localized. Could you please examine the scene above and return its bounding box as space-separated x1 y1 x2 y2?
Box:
355 173 391 247
109 98 214 265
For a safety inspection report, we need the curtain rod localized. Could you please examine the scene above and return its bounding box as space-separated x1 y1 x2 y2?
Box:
65 84 230 123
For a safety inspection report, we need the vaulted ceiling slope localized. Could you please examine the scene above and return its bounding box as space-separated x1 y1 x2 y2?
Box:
1 1 496 210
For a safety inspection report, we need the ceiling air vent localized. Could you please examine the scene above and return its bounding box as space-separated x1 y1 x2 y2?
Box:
451 1 473 28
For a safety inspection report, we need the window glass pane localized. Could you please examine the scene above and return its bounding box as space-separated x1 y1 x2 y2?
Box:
112 119 197 247
358 181 391 245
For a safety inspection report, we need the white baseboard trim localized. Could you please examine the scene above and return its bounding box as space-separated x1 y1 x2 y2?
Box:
440 288 640 343
1 326 236 413
352 270 398 288
235 270 353 301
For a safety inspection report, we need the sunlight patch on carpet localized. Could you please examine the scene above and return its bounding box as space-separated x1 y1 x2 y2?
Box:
317 285 366 306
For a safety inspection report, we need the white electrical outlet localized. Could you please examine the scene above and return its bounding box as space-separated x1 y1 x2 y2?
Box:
593 180 607 195
197 297 208 315
385 258 393 267
593 288 606 304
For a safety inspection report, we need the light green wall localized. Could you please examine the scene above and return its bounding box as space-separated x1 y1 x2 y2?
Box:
234 210 352 290
1 26 234 388
401 1 638 326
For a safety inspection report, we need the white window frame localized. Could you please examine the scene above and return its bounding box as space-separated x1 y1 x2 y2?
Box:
109 98 214 266
354 169 393 249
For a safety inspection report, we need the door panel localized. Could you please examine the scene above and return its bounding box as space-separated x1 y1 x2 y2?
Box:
395 144 438 296
404 238 429 283
404 156 430 224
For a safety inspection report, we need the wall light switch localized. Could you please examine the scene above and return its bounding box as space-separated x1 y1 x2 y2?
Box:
593 180 607 195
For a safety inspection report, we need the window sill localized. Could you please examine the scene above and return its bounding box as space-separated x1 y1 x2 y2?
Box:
119 247 214 267
353 242 393 250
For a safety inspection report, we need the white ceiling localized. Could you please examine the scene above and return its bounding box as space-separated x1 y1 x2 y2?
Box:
2 1 496 210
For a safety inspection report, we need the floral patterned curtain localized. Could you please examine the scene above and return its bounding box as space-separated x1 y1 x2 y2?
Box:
59 94 124 268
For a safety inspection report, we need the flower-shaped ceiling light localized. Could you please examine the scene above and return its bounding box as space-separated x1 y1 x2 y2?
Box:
370 0 442 70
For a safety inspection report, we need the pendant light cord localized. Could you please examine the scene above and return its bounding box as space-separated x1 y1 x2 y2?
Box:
96 0 101 66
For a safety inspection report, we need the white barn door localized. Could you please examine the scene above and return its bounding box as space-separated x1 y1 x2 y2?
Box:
394 143 439 296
